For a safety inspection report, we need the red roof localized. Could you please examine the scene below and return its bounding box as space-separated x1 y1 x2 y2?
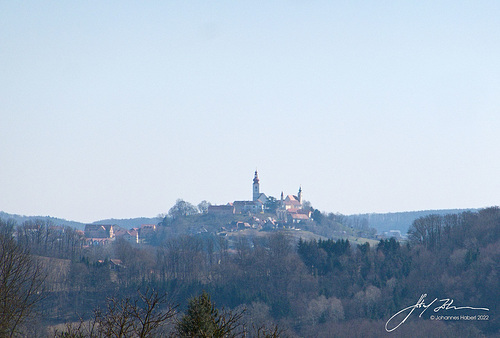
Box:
141 224 156 229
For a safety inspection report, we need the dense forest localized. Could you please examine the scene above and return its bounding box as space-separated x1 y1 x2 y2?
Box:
1 207 499 337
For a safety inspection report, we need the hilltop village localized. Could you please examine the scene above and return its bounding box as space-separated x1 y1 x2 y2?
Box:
208 170 310 223
83 170 314 245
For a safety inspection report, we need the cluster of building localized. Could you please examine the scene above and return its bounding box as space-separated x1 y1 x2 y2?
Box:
84 170 311 243
84 223 156 246
208 170 311 224
219 216 278 233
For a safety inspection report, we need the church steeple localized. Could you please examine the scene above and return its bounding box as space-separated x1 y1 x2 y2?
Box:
253 170 260 201
253 170 259 184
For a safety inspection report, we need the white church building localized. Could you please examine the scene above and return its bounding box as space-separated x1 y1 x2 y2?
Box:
209 170 310 223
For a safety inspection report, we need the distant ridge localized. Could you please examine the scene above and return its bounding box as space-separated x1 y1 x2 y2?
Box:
92 217 161 229
0 211 86 230
345 208 479 235
0 211 160 231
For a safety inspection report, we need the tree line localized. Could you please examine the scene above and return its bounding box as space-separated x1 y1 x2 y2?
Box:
1 207 499 336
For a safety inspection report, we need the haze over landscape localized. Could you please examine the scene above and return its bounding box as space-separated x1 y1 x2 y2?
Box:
2 2 500 223
2 4 500 335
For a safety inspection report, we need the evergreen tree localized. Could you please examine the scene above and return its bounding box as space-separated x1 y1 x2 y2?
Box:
176 291 243 337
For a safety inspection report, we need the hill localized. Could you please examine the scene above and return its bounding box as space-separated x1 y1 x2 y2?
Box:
2 207 491 237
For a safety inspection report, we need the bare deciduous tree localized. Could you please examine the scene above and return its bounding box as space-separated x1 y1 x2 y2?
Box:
54 288 177 337
0 232 46 337
168 199 198 219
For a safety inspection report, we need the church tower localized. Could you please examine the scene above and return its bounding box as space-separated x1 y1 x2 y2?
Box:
298 185 303 204
253 170 260 201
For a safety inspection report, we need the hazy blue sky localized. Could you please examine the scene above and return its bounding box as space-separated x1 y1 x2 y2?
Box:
1 1 499 223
